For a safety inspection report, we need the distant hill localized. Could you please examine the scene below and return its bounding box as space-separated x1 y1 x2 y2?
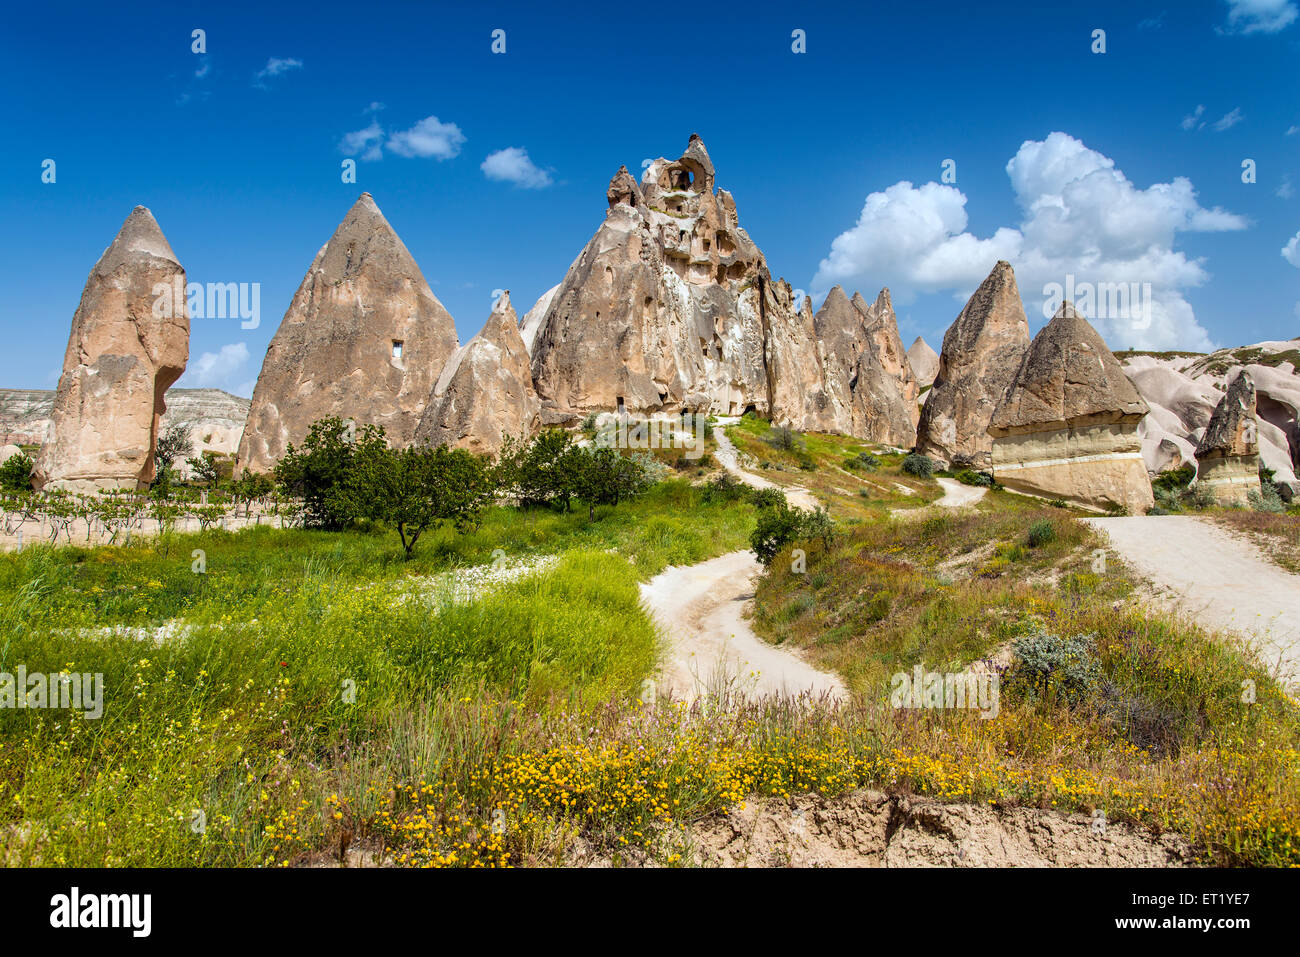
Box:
0 388 249 456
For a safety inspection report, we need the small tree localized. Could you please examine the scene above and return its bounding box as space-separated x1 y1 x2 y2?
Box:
154 424 193 477
186 450 222 489
575 447 651 520
334 441 494 559
275 417 383 529
0 452 33 492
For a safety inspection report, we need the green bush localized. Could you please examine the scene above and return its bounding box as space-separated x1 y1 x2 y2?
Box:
1006 629 1101 704
954 469 993 487
749 487 787 509
1152 465 1194 493
1248 486 1286 514
750 501 806 566
901 453 935 478
1026 519 1056 547
0 452 34 492
764 426 803 452
844 451 880 472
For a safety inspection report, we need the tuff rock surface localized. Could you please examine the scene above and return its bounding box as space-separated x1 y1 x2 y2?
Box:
1194 371 1261 504
916 261 1031 467
990 301 1153 513
907 336 939 389
416 291 540 456
236 193 458 472
35 207 189 491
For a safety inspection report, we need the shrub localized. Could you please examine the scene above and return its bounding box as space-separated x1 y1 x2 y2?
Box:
701 473 748 504
1026 519 1056 547
954 469 992 487
1186 482 1218 510
1248 486 1286 514
1152 486 1183 513
844 451 880 472
749 487 787 509
764 426 803 452
901 453 935 477
750 501 805 566
1152 464 1194 493
1006 629 1101 704
153 423 194 479
0 452 33 492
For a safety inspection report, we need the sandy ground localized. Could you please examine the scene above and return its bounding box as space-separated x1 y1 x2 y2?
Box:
640 550 846 704
1086 515 1300 688
890 476 987 517
712 421 821 512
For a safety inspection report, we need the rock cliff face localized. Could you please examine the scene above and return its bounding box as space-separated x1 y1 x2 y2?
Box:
529 138 775 423
1119 342 1300 499
907 337 939 389
1194 371 1261 505
236 193 459 472
989 302 1153 513
916 261 1031 468
35 207 189 491
416 292 540 456
526 135 914 440
811 287 917 446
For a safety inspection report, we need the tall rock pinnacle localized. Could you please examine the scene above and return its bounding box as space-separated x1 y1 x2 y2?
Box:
35 206 189 491
236 193 459 471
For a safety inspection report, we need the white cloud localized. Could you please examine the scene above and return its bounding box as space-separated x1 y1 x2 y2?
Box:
363 101 385 114
340 121 385 162
1278 175 1296 199
1287 125 1299 136
1283 230 1300 267
480 147 555 189
177 343 251 391
1212 107 1244 131
194 58 211 80
812 131 1247 351
253 57 303 86
1181 104 1205 130
1223 0 1298 34
386 116 465 160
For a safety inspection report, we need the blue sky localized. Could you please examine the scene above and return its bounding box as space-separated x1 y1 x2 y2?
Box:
1 0 1297 396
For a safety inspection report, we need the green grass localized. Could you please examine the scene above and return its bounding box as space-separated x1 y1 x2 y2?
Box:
0 478 755 630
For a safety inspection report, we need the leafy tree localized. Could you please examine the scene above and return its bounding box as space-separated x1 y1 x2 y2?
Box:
274 417 383 529
333 441 494 558
0 452 33 492
902 453 935 477
154 424 193 476
511 428 583 511
186 451 222 489
575 447 649 520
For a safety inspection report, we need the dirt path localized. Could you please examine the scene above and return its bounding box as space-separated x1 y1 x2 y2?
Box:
713 421 820 512
1086 515 1300 688
640 551 846 703
890 476 987 517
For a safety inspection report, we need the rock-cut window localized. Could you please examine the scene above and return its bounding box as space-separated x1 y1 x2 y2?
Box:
391 340 404 359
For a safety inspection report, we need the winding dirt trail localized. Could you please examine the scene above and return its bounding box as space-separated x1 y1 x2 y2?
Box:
1086 515 1300 688
641 551 846 703
711 420 821 511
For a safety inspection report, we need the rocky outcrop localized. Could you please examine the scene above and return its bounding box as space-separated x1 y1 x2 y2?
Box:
416 292 540 456
907 337 939 389
1118 341 1300 499
34 206 189 492
1194 371 1261 505
236 193 458 472
529 137 776 423
519 284 560 356
990 302 1153 513
812 287 918 446
916 261 1031 468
